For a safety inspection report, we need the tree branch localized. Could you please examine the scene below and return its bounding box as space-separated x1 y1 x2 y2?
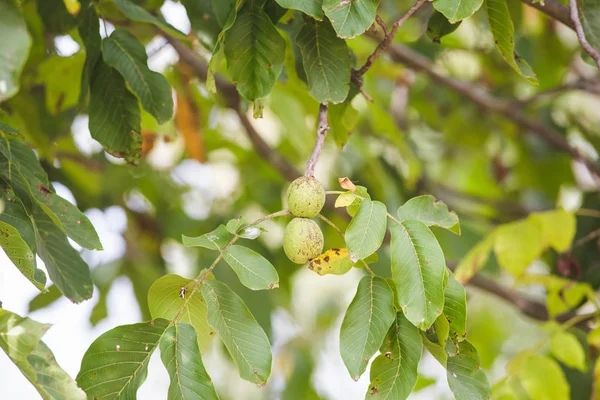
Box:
305 103 330 177
521 0 575 29
370 32 600 177
355 0 429 78
166 36 300 181
569 0 600 70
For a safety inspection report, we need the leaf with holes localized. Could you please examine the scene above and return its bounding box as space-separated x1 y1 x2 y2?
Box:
223 1 285 100
0 0 31 102
447 340 491 400
0 310 86 400
148 274 214 353
77 319 170 399
486 0 537 84
222 245 279 290
345 199 387 262
202 280 272 384
295 17 351 103
322 0 380 38
390 220 447 330
88 60 142 164
367 312 422 399
340 276 396 380
103 29 173 124
276 0 323 19
182 225 231 250
434 0 483 23
159 323 219 400
397 195 460 235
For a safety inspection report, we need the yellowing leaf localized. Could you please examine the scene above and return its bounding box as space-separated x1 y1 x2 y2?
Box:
494 219 544 276
589 325 600 347
335 192 356 208
455 234 495 284
308 248 354 276
520 355 570 400
531 209 576 252
550 331 586 371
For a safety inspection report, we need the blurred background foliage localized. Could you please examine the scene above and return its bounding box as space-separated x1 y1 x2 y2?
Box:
1 0 600 398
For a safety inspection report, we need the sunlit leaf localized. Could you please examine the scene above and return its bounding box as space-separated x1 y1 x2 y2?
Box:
148 274 214 353
550 331 586 371
531 209 576 253
434 0 483 23
519 355 570 400
182 225 231 250
0 0 31 102
454 234 495 284
322 0 380 38
308 248 354 275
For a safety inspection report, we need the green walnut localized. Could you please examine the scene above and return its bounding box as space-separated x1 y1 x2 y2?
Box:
283 218 324 264
287 176 326 218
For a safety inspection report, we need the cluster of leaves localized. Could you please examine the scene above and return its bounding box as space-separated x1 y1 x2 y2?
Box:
0 0 600 398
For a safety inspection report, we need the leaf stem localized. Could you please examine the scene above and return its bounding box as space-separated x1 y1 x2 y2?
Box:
317 213 344 236
386 212 401 224
576 208 600 219
171 210 291 324
325 190 345 195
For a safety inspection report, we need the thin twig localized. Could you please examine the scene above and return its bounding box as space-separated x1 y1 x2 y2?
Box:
355 0 429 78
569 0 600 70
305 103 330 177
577 208 600 218
572 228 600 249
517 78 600 105
317 213 344 236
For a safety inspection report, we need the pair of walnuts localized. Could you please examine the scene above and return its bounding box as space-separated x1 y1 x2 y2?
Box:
283 176 326 264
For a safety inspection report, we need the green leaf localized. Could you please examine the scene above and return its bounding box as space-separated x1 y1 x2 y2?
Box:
434 314 450 346
422 333 448 365
390 220 447 330
345 199 387 261
444 272 467 341
111 0 188 41
89 60 142 164
335 191 357 208
329 87 360 147
581 0 600 52
433 0 483 23
486 0 537 84
447 340 491 400
202 280 272 385
36 53 86 115
36 0 78 34
340 276 396 380
29 285 62 313
322 0 380 38
0 0 32 102
0 137 102 251
346 186 370 217
295 17 352 104
494 218 544 276
519 355 570 400
367 312 422 399
590 325 600 347
223 1 285 100
148 274 214 353
397 195 461 235
427 11 462 43
0 183 46 290
550 331 586 371
103 29 174 124
77 319 170 399
159 323 219 400
78 4 101 106
0 310 86 400
182 225 231 250
531 209 576 252
454 234 495 284
222 245 280 290
226 216 247 234
33 206 94 303
276 0 323 19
